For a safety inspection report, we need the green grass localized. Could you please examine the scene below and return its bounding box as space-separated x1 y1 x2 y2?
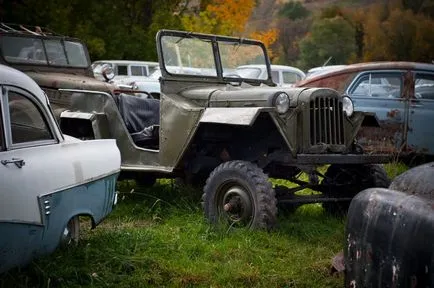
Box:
1 163 408 288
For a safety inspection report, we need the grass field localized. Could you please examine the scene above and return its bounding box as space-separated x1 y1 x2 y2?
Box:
0 163 408 288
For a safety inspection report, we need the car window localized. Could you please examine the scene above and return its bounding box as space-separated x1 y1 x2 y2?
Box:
271 71 279 83
131 66 145 76
282 71 301 84
415 73 434 100
8 91 53 144
349 72 402 98
117 65 128 76
148 66 158 75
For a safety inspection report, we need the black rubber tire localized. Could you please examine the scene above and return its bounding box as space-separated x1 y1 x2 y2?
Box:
322 164 390 215
202 160 277 230
389 162 434 201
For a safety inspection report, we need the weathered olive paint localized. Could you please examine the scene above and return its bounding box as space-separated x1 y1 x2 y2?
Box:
57 29 389 176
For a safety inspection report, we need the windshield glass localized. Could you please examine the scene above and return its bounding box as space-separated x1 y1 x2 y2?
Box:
160 34 269 81
1 35 89 67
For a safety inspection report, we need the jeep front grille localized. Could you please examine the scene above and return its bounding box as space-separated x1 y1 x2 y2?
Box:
309 97 344 145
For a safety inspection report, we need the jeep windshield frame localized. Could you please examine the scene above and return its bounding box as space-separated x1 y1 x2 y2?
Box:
156 30 275 86
0 34 91 68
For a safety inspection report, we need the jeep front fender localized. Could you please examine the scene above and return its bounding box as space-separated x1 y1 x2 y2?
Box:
199 107 273 126
199 107 296 155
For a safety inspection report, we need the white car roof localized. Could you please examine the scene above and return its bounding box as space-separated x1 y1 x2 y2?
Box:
0 64 48 105
237 64 306 77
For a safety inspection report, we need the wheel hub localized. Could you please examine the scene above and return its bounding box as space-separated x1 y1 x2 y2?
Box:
221 186 253 224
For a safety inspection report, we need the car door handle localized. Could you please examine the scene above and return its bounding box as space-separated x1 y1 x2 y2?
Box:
1 158 26 168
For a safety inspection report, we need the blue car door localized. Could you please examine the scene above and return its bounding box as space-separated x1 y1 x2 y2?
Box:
407 72 434 155
347 71 408 154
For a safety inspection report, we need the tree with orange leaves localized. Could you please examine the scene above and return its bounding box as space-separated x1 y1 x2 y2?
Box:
182 0 278 56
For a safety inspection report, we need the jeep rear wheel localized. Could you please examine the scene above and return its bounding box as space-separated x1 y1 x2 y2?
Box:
322 164 390 215
202 161 277 230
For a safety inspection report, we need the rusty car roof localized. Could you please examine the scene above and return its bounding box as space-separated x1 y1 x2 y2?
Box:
298 61 434 86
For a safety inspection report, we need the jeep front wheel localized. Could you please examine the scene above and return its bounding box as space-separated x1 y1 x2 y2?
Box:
202 161 277 230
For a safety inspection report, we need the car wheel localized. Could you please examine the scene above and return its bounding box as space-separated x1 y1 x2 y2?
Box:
322 164 390 215
61 216 80 245
389 162 434 201
202 160 277 230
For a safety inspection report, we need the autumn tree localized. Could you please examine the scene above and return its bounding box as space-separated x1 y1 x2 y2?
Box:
278 1 310 20
297 16 356 69
181 0 278 56
273 0 311 65
274 18 311 65
363 7 434 62
181 0 255 35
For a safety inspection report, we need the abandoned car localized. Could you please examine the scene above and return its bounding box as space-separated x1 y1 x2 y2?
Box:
0 23 138 119
0 65 121 274
58 29 391 229
296 62 434 159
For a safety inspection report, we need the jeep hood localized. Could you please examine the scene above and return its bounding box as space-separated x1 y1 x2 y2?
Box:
182 84 312 108
25 71 114 93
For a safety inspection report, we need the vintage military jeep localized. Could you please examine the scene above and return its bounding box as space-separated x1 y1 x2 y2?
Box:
59 30 391 229
0 23 129 118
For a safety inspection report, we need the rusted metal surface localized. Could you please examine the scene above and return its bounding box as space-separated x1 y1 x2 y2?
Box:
296 62 434 157
299 61 434 87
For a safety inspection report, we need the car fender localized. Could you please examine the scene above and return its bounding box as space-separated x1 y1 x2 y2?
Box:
198 107 296 155
199 107 272 126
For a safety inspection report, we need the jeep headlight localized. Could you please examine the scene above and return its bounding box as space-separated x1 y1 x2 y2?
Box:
342 96 354 117
274 92 290 114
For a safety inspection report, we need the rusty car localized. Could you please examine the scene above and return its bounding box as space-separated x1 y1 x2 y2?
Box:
296 62 434 161
0 64 121 274
0 23 139 119
56 29 392 229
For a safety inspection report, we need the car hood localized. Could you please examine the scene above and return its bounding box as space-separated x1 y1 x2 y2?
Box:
25 71 114 93
181 84 312 108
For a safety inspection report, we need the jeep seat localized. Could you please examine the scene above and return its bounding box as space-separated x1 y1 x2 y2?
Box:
117 93 160 148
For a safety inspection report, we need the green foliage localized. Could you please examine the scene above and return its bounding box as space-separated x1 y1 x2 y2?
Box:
297 16 356 70
363 7 434 62
319 5 344 19
278 1 310 20
0 0 185 61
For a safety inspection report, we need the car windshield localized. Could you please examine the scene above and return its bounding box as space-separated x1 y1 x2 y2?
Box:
160 34 269 82
1 35 89 68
